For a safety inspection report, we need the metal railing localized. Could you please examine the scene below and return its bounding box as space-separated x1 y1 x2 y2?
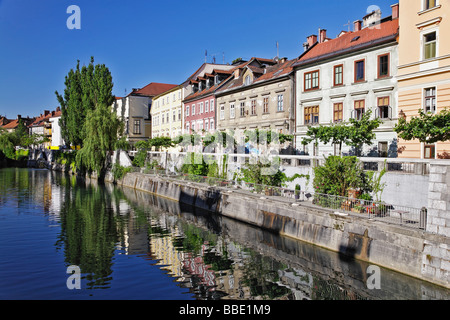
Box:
311 192 427 229
129 151 432 175
126 167 427 230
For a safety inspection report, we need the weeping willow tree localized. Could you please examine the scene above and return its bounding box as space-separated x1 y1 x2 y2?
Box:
75 102 124 175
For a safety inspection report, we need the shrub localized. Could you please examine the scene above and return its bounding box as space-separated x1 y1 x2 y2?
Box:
313 156 372 197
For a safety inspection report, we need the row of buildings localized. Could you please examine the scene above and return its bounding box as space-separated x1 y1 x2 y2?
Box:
114 1 450 159
2 1 449 159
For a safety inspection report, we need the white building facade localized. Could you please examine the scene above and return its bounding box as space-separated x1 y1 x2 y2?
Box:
294 10 400 157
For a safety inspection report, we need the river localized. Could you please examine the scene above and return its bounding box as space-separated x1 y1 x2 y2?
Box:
0 168 448 300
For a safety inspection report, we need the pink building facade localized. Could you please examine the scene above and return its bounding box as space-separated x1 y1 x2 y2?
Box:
184 93 216 135
183 69 233 135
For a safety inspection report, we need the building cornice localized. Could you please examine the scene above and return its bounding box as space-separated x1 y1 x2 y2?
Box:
397 65 450 82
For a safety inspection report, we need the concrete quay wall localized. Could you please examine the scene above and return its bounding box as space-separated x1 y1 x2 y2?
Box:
111 172 449 289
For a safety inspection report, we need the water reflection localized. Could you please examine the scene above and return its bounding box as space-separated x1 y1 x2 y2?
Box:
0 168 448 300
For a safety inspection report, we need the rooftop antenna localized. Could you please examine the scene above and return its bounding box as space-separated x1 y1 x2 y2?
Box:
276 41 279 58
344 20 351 32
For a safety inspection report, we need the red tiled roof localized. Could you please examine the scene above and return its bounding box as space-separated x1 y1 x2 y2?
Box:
295 19 399 66
215 58 295 94
129 82 178 97
183 62 249 102
254 59 296 83
50 110 62 118
2 119 19 129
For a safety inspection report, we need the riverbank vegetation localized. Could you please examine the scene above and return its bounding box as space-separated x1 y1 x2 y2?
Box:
55 57 126 177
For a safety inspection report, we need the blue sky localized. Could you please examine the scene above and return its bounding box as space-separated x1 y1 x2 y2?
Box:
0 0 395 118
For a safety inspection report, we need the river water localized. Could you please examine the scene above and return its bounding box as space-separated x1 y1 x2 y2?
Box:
0 168 448 300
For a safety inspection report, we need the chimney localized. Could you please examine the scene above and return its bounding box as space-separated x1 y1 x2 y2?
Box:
391 3 399 20
234 69 240 79
17 115 21 120
354 20 362 32
307 34 318 47
319 29 327 43
56 106 60 112
44 110 50 116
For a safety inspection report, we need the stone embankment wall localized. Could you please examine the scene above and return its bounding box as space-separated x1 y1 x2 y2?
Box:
110 171 449 289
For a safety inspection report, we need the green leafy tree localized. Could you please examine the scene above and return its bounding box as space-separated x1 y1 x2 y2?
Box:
302 110 381 156
55 57 115 147
394 108 450 144
75 102 124 174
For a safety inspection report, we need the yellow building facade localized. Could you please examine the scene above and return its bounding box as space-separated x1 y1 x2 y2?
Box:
397 0 450 158
151 85 183 139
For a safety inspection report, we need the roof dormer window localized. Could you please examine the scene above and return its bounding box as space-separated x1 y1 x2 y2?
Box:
244 75 252 86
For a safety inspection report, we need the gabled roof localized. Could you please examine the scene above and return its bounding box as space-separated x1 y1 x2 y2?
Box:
294 19 399 67
1 116 35 130
215 58 295 95
183 62 248 103
129 82 178 98
1 119 20 129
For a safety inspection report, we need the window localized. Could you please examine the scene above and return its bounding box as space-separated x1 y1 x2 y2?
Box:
424 87 436 113
333 103 343 122
378 142 388 157
186 105 190 117
210 99 214 112
240 102 245 117
263 97 269 113
424 0 437 10
191 122 195 132
173 111 176 122
304 106 319 125
304 70 319 91
210 119 214 131
424 32 437 60
251 99 256 115
378 54 389 78
133 120 141 134
200 102 204 114
205 120 209 132
186 123 189 133
230 103 235 119
377 96 391 119
192 104 195 115
355 60 365 82
333 65 343 86
162 114 165 124
277 95 284 112
424 144 435 159
205 101 209 113
244 75 251 86
166 112 169 123
178 109 181 121
220 105 225 120
354 100 365 120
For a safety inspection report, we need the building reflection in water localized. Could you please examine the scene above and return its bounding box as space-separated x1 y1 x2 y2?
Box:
6 168 447 300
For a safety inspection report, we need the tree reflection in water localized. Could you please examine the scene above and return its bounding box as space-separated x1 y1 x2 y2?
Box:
56 178 119 289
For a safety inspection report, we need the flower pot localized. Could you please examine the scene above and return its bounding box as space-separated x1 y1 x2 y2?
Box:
348 188 360 199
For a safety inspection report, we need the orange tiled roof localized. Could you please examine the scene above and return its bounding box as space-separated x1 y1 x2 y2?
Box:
129 82 178 97
295 19 399 66
2 119 19 129
215 58 295 94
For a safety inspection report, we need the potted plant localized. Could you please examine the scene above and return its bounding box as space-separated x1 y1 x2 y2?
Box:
352 205 364 213
294 184 301 200
348 188 360 200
